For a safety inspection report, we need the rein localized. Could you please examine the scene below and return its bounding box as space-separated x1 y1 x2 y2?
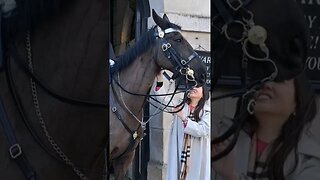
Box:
109 26 200 113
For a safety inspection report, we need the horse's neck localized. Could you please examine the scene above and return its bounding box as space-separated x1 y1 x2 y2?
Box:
9 0 107 176
14 0 107 101
118 49 159 111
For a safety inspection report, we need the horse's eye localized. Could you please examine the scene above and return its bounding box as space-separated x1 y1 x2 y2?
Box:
175 39 182 42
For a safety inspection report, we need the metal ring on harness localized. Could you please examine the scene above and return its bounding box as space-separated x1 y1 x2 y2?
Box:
181 60 187 65
247 99 255 115
161 43 172 51
242 39 269 60
9 143 22 159
179 67 188 76
223 20 248 42
179 67 196 81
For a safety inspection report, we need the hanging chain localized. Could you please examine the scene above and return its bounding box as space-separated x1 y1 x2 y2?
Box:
26 31 90 180
117 72 146 128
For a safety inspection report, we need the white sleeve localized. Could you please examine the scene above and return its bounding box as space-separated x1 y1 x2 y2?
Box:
184 110 210 137
292 157 320 180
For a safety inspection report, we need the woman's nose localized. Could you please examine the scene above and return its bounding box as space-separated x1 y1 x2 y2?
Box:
260 81 273 90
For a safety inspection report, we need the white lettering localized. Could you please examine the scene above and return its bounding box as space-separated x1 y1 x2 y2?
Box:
305 15 317 28
310 36 320 49
306 56 320 70
199 56 211 64
301 0 320 5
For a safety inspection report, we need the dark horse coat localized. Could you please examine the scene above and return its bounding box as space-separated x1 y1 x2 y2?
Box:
0 0 108 179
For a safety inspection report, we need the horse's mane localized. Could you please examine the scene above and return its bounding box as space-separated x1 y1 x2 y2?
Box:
110 29 157 74
111 22 181 74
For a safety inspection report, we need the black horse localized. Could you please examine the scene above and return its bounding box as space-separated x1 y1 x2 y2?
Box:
0 0 108 179
109 10 207 179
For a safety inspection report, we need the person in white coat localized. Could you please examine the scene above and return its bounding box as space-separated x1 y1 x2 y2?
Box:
212 73 320 180
153 72 211 180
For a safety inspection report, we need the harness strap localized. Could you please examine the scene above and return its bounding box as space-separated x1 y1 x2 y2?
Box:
213 0 234 24
110 96 134 134
109 86 142 160
0 99 37 180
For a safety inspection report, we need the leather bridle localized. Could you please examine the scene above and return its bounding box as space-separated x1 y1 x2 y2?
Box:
109 25 203 160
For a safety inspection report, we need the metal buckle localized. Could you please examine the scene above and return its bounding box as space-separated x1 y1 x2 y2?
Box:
181 60 187 65
227 0 243 11
161 43 171 51
9 144 22 159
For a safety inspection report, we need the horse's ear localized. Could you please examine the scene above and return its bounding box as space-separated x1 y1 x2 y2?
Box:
152 9 167 30
163 14 170 22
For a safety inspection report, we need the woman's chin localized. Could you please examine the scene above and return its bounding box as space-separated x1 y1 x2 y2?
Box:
254 102 273 114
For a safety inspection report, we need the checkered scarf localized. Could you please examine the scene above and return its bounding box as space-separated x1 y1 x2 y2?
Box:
247 134 272 180
179 107 196 179
180 133 191 180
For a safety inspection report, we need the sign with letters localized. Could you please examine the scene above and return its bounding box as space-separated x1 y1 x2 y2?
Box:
196 50 211 87
299 0 320 89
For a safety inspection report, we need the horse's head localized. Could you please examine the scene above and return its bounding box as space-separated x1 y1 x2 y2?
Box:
213 0 309 85
152 9 207 88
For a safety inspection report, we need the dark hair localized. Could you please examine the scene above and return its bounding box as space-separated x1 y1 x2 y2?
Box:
186 85 210 122
242 73 317 179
